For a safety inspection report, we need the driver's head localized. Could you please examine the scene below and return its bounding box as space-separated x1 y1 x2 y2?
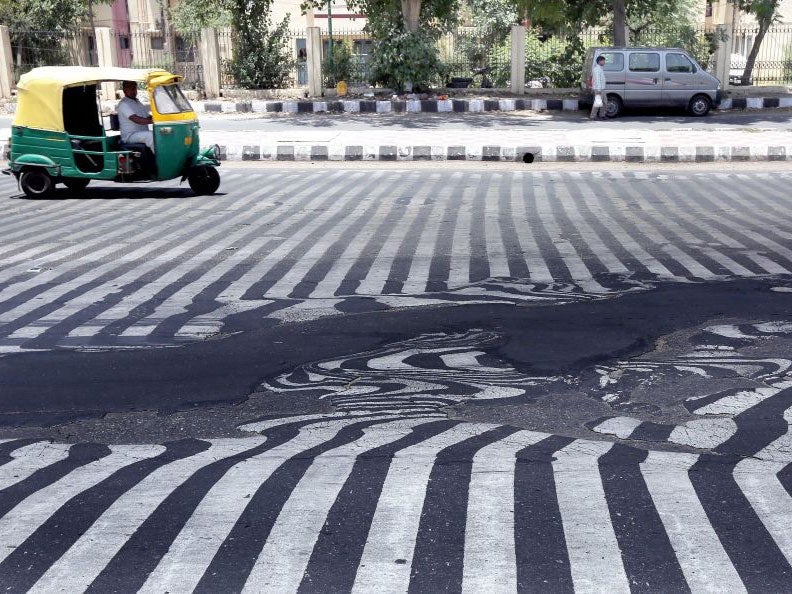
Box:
122 81 138 99
596 56 606 65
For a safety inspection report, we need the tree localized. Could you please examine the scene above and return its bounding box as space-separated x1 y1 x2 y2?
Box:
170 0 232 34
735 0 781 85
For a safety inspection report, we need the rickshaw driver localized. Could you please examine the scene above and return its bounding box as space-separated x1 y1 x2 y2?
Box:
117 80 155 152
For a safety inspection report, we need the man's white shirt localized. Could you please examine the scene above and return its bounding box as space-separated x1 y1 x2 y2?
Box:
117 96 151 142
592 64 607 91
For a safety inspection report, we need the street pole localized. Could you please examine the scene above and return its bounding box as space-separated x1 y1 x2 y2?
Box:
327 0 334 83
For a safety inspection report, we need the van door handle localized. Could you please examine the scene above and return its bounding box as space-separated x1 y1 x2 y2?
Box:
159 127 173 135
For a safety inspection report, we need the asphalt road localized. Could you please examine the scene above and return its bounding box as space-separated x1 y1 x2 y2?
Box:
1 164 792 591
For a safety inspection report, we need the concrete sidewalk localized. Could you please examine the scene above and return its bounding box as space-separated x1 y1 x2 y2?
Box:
201 126 792 163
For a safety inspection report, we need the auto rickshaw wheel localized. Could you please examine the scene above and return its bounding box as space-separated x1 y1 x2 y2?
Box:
188 166 220 195
20 169 54 198
63 177 90 192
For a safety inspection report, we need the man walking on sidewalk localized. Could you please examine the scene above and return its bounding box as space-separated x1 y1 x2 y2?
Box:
590 55 608 120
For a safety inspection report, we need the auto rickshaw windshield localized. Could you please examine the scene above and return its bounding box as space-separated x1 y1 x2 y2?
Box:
153 84 192 115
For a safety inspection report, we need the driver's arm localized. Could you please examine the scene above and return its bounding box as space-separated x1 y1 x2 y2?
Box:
129 114 153 125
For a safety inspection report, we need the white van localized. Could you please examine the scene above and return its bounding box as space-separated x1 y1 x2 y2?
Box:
581 47 722 117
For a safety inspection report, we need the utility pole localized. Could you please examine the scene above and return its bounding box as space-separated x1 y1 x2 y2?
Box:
327 0 334 80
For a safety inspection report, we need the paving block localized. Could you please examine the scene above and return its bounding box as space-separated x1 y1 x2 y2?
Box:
242 145 260 160
746 97 763 109
204 102 222 113
695 146 715 162
421 100 438 112
626 146 644 163
236 102 252 113
438 99 453 112
469 99 484 112
731 146 751 161
661 147 679 162
406 100 422 112
732 98 747 110
342 100 360 113
313 101 327 113
379 145 398 161
499 99 515 111
484 100 500 111
393 101 406 113
376 101 392 113
265 102 283 112
547 99 563 111
276 145 295 161
768 146 787 161
345 145 364 160
221 102 236 113
251 100 267 112
297 101 313 113
780 97 792 108
591 146 610 161
556 145 576 162
360 101 377 113
562 99 579 111
719 98 733 110
482 146 501 161
412 145 432 160
763 97 780 108
447 146 466 160
516 146 542 162
310 146 329 161
531 99 547 111
452 100 468 112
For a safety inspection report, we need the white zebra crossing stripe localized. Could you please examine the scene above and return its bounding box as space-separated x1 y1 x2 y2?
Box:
552 440 631 594
733 407 792 567
138 417 397 594
0 445 164 566
352 422 499 593
641 451 747 594
510 173 554 283
0 442 70 491
446 174 478 289
27 437 267 594
241 418 431 593
461 430 547 594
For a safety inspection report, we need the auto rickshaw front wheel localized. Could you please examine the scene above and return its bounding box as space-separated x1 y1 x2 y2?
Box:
20 169 54 198
187 166 220 195
63 178 90 192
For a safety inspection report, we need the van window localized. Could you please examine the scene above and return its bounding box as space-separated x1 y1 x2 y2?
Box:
666 53 695 73
629 52 660 72
599 52 624 72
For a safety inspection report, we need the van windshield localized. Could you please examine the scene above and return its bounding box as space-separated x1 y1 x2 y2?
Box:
153 84 192 115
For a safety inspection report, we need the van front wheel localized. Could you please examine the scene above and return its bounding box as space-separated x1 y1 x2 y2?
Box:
689 95 712 117
20 169 54 198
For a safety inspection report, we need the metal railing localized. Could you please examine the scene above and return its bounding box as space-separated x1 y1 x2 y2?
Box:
9 29 97 83
8 23 792 90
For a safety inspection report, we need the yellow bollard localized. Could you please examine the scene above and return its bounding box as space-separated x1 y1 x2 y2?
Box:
336 80 348 96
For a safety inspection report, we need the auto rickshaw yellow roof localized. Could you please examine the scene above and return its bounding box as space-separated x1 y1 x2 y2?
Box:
13 67 183 132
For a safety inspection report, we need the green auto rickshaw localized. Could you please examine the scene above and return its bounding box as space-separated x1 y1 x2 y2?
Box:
5 66 220 197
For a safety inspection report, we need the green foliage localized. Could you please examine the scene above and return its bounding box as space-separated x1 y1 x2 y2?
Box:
170 0 232 34
0 0 92 31
323 38 354 86
228 3 295 89
369 28 446 90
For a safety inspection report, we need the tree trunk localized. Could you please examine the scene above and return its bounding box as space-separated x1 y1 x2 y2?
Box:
401 0 421 33
613 0 627 46
741 18 770 86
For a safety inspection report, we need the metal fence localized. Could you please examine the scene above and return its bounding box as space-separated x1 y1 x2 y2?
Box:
731 25 792 84
7 23 792 91
8 29 97 83
114 31 203 90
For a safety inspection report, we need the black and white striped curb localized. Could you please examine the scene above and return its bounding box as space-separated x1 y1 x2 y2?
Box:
194 95 790 115
2 96 791 116
215 143 792 162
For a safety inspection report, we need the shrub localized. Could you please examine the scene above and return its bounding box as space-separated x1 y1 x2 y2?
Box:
323 38 354 86
369 28 447 91
229 13 295 89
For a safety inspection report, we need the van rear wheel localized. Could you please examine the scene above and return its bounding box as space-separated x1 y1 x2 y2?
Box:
20 169 54 198
689 94 712 117
605 94 623 118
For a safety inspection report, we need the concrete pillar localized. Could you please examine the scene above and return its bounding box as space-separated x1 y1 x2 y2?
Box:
66 31 92 67
307 26 323 97
714 23 731 89
200 28 221 98
0 25 14 99
95 27 119 100
510 25 526 95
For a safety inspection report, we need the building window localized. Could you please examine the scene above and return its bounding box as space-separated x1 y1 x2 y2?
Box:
150 36 164 50
119 36 130 50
